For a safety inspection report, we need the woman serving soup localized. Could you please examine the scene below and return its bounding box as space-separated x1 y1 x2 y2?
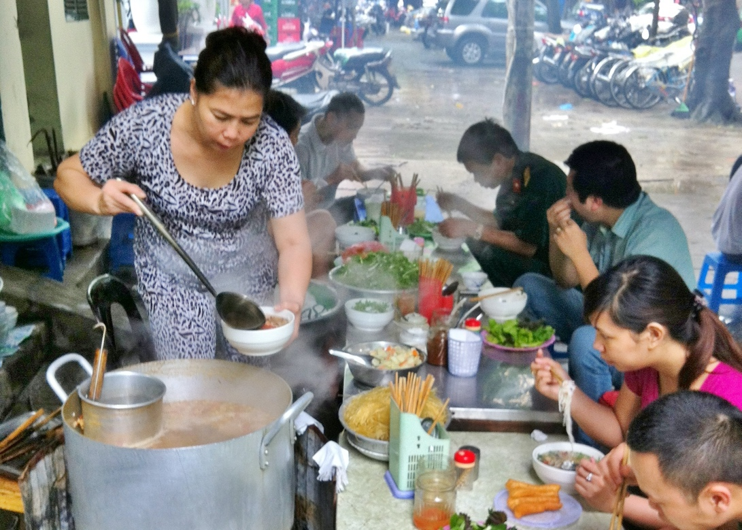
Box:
55 27 311 360
531 255 742 528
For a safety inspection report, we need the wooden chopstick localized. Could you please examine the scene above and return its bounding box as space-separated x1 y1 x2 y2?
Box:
609 448 631 530
0 409 45 452
426 398 450 435
469 286 523 303
550 368 564 385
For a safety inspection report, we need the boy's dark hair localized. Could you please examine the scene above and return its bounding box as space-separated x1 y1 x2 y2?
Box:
456 118 518 165
326 92 365 117
565 140 641 209
194 27 272 97
264 90 307 134
627 391 742 498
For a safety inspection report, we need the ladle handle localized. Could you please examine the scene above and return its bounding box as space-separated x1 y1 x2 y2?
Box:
128 192 217 297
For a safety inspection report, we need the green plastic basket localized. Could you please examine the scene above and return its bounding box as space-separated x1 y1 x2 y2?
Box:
389 400 450 491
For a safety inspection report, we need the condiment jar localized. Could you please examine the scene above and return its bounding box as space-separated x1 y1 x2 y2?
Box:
426 309 451 366
413 457 456 530
453 449 477 491
464 318 481 333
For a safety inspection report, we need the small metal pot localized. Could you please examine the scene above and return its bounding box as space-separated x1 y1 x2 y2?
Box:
46 353 166 446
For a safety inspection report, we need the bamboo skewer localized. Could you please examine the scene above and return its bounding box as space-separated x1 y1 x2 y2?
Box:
609 448 631 530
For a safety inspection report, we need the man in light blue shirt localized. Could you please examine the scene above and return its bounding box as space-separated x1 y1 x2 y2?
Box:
514 141 694 444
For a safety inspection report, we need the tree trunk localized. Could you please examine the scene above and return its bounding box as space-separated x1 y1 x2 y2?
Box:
649 0 660 37
503 0 534 151
546 0 562 34
686 0 741 123
158 0 180 50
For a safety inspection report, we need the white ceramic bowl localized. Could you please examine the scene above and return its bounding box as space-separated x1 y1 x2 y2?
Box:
479 287 528 323
461 271 488 291
432 228 465 251
532 442 605 494
222 307 294 356
344 298 395 331
335 224 376 249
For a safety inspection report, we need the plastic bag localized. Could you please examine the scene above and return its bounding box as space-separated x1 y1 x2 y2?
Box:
0 140 56 234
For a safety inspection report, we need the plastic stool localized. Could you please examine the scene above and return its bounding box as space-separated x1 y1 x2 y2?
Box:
0 218 70 281
42 188 72 261
697 251 742 313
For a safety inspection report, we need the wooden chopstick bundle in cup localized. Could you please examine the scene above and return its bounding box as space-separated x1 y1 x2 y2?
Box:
418 258 454 286
609 448 631 530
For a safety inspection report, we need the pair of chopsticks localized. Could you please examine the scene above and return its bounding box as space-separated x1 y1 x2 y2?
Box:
0 408 62 464
469 286 523 303
609 448 631 530
426 397 450 435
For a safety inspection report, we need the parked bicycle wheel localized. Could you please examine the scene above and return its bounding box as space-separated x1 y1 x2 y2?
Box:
590 56 623 107
573 57 598 99
535 48 560 84
609 59 636 109
622 66 664 109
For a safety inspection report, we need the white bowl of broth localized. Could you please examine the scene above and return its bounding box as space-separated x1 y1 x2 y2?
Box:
532 442 605 494
222 307 294 356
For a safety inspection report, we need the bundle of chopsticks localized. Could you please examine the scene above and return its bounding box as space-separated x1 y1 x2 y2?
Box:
609 448 631 530
0 408 63 471
389 373 449 435
390 172 419 192
418 257 454 286
381 201 403 229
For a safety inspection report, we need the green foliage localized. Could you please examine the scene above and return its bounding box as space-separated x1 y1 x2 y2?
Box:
335 251 419 290
449 510 515 530
484 319 554 348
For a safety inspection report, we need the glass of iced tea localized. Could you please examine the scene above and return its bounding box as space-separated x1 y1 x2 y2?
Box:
413 456 456 530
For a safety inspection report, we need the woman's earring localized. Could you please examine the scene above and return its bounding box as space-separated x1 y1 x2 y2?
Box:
190 97 196 106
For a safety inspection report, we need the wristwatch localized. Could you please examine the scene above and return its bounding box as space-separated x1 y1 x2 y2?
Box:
474 224 485 240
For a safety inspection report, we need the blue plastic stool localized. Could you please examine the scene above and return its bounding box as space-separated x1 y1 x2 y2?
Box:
697 252 742 313
0 218 70 281
41 188 72 261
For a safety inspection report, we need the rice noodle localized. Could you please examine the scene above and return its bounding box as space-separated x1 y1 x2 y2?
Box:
558 380 577 447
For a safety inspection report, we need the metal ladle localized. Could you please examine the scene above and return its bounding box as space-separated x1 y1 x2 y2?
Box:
128 193 265 330
328 349 373 367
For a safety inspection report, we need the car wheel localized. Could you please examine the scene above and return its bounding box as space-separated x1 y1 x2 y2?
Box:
454 36 486 66
445 46 456 60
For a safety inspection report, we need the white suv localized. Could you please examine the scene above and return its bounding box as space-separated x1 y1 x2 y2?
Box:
433 0 549 65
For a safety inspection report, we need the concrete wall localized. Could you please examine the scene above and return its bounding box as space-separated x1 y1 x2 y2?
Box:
0 0 34 170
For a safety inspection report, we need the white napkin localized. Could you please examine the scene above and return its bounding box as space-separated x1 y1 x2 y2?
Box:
295 411 324 436
312 441 350 493
530 429 548 442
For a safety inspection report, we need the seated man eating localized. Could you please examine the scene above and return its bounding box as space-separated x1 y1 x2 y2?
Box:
515 140 695 416
436 119 567 287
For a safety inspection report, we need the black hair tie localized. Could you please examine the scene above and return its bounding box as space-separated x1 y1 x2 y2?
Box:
691 289 706 319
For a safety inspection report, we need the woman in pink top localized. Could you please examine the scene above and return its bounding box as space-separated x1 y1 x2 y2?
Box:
532 255 742 528
230 0 267 36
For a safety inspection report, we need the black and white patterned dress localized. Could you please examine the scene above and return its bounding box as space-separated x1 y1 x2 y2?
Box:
80 93 303 360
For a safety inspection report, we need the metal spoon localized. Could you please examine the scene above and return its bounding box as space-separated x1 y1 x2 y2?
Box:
128 193 265 330
328 349 373 367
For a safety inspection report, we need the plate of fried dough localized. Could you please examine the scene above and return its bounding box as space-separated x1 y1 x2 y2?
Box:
493 479 582 528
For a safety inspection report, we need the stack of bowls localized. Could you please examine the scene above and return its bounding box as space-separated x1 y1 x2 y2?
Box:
0 301 18 347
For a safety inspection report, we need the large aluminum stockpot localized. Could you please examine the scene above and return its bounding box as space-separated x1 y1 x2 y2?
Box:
50 357 312 530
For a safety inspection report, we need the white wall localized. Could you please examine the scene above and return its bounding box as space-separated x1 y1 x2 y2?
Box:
0 0 34 170
47 0 100 151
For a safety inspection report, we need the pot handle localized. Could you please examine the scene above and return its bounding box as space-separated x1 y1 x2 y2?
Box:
259 392 313 470
46 353 93 403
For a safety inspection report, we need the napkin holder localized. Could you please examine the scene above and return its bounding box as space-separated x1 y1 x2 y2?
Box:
388 400 450 492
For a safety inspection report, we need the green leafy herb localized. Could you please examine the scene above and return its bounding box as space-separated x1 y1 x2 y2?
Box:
449 510 515 530
485 319 554 348
407 218 437 239
353 300 390 313
335 251 419 290
349 219 379 235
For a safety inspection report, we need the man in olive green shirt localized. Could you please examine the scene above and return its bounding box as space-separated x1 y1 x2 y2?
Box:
437 119 567 287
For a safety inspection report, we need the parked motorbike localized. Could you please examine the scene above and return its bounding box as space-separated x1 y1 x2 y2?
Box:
270 40 400 106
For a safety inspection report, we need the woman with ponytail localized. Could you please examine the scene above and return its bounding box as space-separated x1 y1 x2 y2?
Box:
531 255 742 528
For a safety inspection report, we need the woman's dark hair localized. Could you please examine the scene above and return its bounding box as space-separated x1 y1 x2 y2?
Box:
264 90 306 134
627 391 742 498
194 27 272 96
583 255 742 389
456 118 518 165
565 140 641 209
